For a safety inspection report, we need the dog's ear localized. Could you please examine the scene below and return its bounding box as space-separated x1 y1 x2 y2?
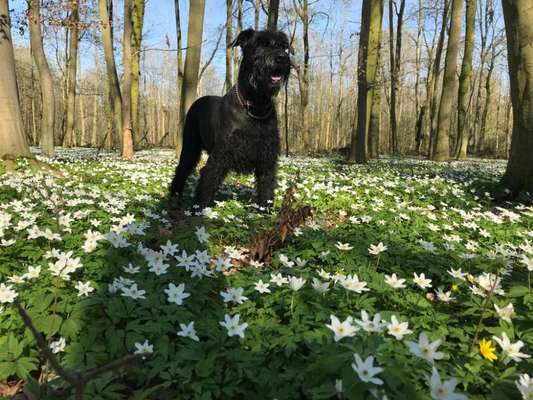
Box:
229 28 255 48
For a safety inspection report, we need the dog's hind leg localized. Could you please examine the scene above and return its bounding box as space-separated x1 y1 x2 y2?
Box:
170 119 202 198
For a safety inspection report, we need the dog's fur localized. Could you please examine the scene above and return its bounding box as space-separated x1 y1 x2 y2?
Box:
169 29 292 209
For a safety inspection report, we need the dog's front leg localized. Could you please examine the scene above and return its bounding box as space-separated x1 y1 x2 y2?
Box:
193 155 228 209
255 166 277 207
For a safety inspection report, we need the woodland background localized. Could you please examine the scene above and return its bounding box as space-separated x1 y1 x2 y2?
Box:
9 0 511 158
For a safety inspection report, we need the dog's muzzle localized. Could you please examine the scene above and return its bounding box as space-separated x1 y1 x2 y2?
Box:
270 55 290 85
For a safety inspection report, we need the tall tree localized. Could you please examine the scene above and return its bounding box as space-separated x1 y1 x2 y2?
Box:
179 0 206 152
0 0 33 159
387 0 405 155
500 0 533 193
348 0 384 163
431 0 463 161
427 0 450 157
175 0 184 156
455 0 477 159
99 0 122 149
122 0 134 159
63 0 79 148
267 0 280 30
368 64 382 158
294 0 310 149
131 0 145 145
225 0 233 92
28 0 55 157
413 0 423 154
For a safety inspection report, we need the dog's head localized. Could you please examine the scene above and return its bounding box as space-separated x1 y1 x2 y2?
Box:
230 29 293 96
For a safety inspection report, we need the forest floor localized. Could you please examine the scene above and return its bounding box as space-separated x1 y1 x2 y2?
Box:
0 148 531 400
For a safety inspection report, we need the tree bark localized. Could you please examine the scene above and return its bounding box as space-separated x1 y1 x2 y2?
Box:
348 0 384 163
122 0 134 159
431 0 463 161
28 0 55 157
0 0 33 159
179 0 206 148
267 0 280 30
479 44 497 155
427 0 450 157
131 0 145 145
99 0 123 150
501 0 533 193
388 0 405 155
175 0 184 156
455 0 477 160
225 0 233 92
63 0 79 148
294 0 310 150
368 64 382 159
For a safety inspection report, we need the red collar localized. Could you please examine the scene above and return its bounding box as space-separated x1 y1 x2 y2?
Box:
235 85 273 120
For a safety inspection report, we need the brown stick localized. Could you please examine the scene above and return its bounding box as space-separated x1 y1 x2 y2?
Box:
14 300 148 399
14 300 79 386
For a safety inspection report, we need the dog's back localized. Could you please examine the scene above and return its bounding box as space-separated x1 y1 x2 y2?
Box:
184 96 223 153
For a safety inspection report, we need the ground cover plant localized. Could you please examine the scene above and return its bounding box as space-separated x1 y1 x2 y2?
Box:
0 148 532 399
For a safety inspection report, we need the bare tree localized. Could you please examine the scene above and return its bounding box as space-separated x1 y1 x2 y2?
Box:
225 0 233 92
28 0 55 157
175 0 184 155
431 0 463 161
0 0 33 160
348 0 384 163
122 0 134 159
179 0 206 158
455 0 477 159
63 0 79 148
387 0 405 155
131 0 145 144
99 0 122 149
267 0 280 30
500 0 533 193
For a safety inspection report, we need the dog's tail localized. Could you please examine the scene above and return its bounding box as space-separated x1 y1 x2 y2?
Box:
170 114 202 198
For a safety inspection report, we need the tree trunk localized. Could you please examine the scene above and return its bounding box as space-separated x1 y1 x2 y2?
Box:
225 0 233 92
175 0 184 156
267 0 280 30
122 0 134 159
254 0 260 30
368 64 382 159
63 0 79 148
388 0 405 155
348 0 384 163
428 0 450 157
28 0 55 157
295 0 310 151
0 0 33 159
455 0 477 159
179 0 206 146
131 0 145 145
431 0 463 161
413 0 422 153
478 43 497 155
501 0 533 193
99 0 123 150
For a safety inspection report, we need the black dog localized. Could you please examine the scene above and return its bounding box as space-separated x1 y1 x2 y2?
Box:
169 29 292 209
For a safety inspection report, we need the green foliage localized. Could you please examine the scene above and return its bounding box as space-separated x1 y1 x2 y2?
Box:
0 151 531 399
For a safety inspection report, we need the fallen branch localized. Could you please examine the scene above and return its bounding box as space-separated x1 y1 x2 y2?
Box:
13 300 147 399
249 172 313 263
